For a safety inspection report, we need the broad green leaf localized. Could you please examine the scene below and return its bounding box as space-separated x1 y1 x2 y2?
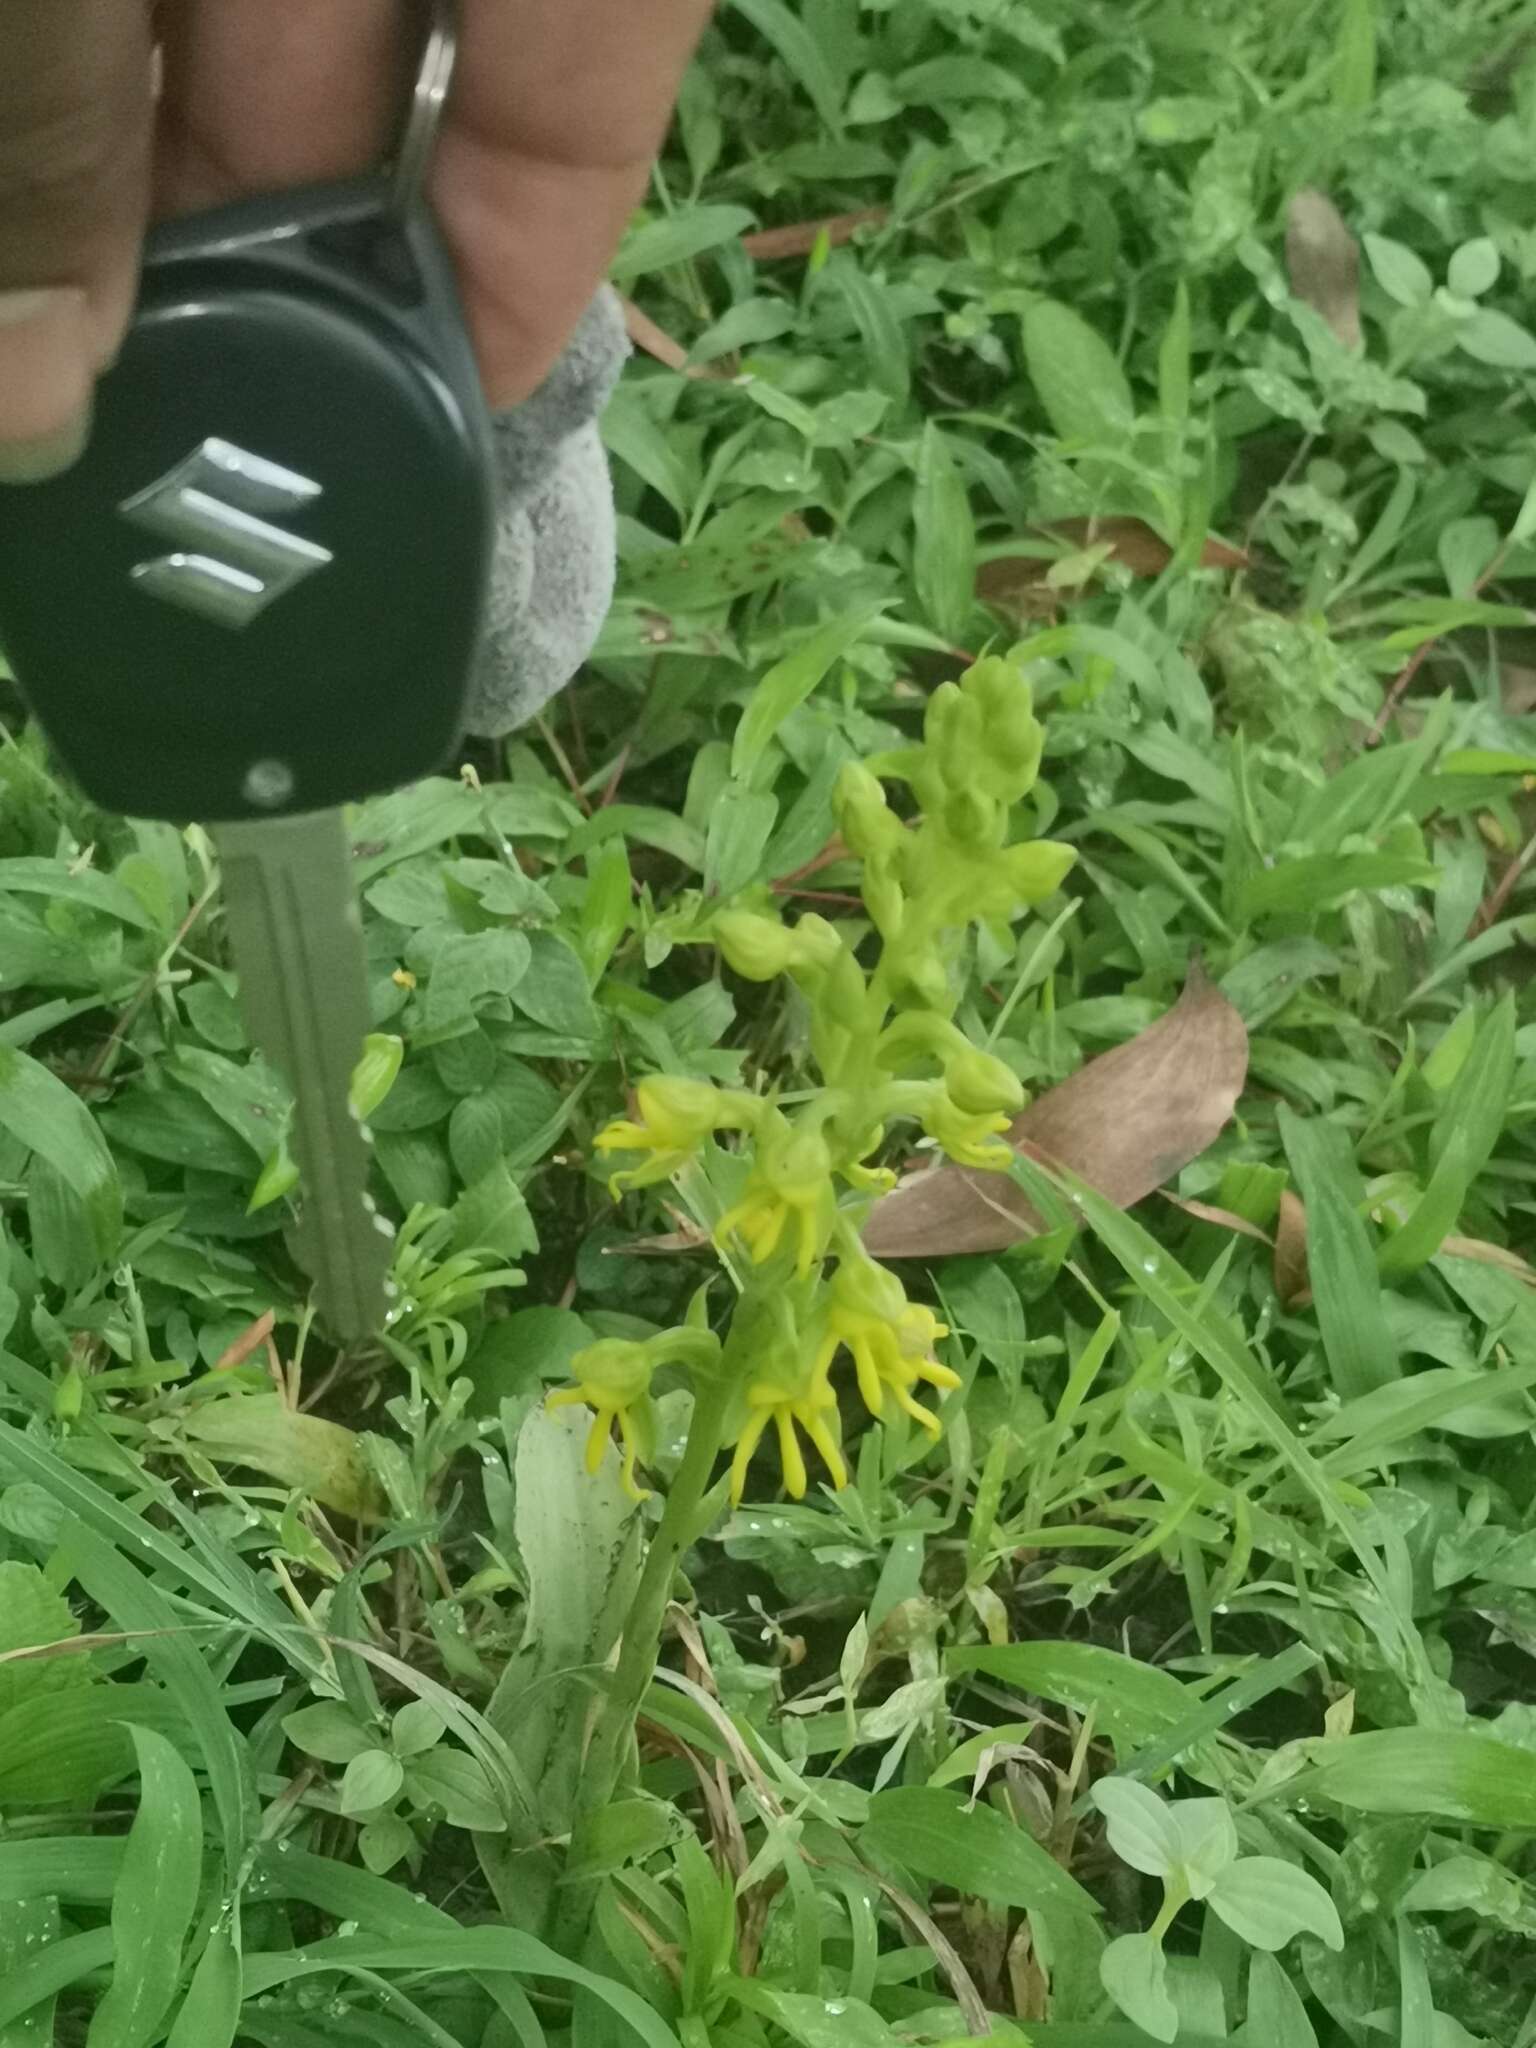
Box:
406 1750 507 1831
0 1840 123 1905
0 1896 60 2048
1090 1778 1180 1878
0 1046 121 1262
282 1701 373 1765
1363 234 1432 308
1165 1799 1239 1897
1207 1856 1344 1951
861 1785 1099 1918
1460 307 1536 370
825 252 908 402
565 1796 684 1881
340 1748 405 1817
1300 1730 1536 1826
392 1700 446 1758
732 0 846 131
85 1727 203 2048
703 786 779 897
1278 1104 1398 1396
913 423 976 643
0 1560 90 1721
164 1920 240 2048
1246 1951 1319 2048
1100 1932 1177 2043
1022 298 1136 446
732 609 883 784
611 204 756 282
949 1642 1196 1749
0 859 157 929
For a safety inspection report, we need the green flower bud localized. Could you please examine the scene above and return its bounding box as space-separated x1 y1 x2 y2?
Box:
1002 839 1076 904
835 762 901 859
862 860 905 937
944 788 999 848
786 913 842 975
715 910 796 981
945 1046 1025 1115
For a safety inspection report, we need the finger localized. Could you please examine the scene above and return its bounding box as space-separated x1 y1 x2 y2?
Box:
155 0 404 214
436 0 713 406
0 0 154 480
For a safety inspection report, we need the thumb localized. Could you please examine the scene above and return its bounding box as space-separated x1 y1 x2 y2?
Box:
0 1 155 482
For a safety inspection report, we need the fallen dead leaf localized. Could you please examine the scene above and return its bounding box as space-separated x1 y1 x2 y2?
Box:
864 967 1248 1258
1501 664 1536 717
741 208 889 261
1273 1190 1312 1308
1436 1235 1536 1284
618 296 728 380
1285 188 1362 351
977 521 1249 617
1162 1192 1274 1245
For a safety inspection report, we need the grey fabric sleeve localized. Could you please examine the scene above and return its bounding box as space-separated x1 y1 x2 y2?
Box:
466 286 630 738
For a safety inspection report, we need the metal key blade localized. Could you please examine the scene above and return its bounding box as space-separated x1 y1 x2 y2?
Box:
215 810 393 1338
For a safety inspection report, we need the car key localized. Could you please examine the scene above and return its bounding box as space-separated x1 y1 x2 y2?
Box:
0 3 495 1337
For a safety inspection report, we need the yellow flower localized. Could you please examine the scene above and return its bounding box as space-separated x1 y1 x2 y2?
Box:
818 1258 960 1434
547 1338 656 1501
923 1090 1014 1169
715 1123 835 1278
594 1075 740 1194
729 1316 846 1504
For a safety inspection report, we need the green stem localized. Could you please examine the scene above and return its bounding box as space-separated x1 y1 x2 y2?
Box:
553 1366 735 1947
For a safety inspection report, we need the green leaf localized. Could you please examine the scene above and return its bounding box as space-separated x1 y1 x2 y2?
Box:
1278 1104 1399 1396
913 424 977 643
1299 1730 1536 1827
1159 279 1192 427
1022 298 1136 445
732 0 846 131
425 931 531 1032
611 205 756 283
512 931 601 1041
181 1396 383 1521
0 1560 90 1722
405 1750 507 1832
1448 238 1500 299
0 1046 121 1263
164 1920 240 2048
1246 1951 1319 2048
1459 306 1536 370
392 1700 446 1758
950 1642 1196 1749
282 1701 373 1765
732 609 883 784
1207 1856 1344 1951
824 252 908 402
340 1748 405 1817
1379 994 1516 1276
703 786 779 897
1090 1778 1180 1878
1363 234 1432 308
565 1797 685 1881
84 1727 203 2048
0 1895 61 2048
358 1815 417 1875
1100 1932 1177 2043
0 858 158 930
861 1785 1099 1918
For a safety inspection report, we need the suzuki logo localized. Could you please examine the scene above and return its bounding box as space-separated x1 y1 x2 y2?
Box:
119 438 334 631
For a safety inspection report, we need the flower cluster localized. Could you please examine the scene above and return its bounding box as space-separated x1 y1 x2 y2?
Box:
554 656 1073 1502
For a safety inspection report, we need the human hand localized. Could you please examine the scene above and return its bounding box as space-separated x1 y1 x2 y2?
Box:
0 0 712 481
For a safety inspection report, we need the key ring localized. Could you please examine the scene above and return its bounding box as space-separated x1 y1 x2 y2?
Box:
394 0 459 213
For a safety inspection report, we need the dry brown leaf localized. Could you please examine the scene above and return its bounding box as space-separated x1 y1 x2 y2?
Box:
977 520 1249 616
741 207 889 261
1273 1190 1311 1308
864 968 1248 1258
1501 664 1536 717
618 297 728 380
1162 1192 1274 1245
1285 188 1362 351
1439 1234 1536 1284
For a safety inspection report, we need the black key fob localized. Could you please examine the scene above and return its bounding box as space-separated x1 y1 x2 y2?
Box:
0 174 495 824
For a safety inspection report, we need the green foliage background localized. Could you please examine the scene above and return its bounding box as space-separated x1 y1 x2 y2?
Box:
8 0 1536 2042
